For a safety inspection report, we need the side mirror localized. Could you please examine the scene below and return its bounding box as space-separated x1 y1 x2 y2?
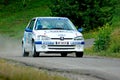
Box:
25 28 32 32
78 28 83 32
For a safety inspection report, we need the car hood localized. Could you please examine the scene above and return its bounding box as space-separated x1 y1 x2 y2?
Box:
33 30 83 38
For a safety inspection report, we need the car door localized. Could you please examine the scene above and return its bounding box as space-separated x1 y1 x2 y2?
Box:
24 19 35 51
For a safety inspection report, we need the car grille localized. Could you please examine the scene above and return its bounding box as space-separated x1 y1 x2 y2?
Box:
51 38 73 40
48 45 75 50
48 38 75 50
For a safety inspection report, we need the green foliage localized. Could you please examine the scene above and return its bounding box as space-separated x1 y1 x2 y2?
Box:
0 0 51 38
50 0 116 31
94 24 112 52
50 0 79 24
0 0 51 18
108 28 120 53
85 47 120 58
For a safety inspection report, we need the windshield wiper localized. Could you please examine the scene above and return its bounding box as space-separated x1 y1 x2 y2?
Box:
50 27 64 30
41 28 49 30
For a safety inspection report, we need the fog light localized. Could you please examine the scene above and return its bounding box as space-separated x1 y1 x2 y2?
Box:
41 45 46 49
77 45 81 49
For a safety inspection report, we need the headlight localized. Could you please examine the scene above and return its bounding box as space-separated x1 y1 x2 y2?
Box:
74 36 84 40
41 36 51 40
36 35 51 40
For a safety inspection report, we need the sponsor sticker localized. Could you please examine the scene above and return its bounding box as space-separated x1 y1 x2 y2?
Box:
56 41 69 45
42 41 54 45
70 42 83 45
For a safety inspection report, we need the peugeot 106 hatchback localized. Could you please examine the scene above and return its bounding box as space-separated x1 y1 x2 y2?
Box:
22 17 85 57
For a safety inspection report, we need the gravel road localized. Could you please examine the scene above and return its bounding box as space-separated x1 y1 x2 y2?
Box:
0 35 120 80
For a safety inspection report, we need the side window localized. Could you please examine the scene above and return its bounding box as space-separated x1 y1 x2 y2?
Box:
28 19 35 30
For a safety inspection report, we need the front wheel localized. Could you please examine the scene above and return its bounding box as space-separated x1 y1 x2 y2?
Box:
32 42 39 57
75 52 83 57
22 43 29 57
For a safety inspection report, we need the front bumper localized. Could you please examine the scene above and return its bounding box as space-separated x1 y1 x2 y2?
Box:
34 40 84 53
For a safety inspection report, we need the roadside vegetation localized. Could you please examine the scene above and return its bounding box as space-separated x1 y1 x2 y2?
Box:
85 27 120 58
0 0 51 38
85 25 120 58
0 59 68 80
85 2 120 57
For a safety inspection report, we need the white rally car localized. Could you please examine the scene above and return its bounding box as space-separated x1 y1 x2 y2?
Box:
22 17 85 57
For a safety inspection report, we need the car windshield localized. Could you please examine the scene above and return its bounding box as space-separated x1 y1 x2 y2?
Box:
35 18 77 30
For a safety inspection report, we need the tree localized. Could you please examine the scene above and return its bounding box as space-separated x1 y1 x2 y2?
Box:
4 0 8 5
50 0 116 31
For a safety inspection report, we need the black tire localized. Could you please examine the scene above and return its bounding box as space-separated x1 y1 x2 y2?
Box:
32 42 39 57
22 44 29 57
75 52 83 57
61 53 67 57
23 50 29 57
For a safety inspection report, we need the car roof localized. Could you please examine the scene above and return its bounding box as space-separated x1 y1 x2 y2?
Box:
32 17 68 20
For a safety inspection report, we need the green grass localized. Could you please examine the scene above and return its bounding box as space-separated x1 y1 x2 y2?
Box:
0 0 52 39
0 59 68 80
85 47 120 58
0 6 51 38
108 28 120 53
83 29 98 39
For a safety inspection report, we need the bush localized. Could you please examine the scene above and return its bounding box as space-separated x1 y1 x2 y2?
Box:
50 0 116 31
94 24 112 52
108 28 120 53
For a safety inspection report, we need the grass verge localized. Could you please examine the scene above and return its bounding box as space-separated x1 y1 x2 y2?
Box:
0 58 68 80
85 47 120 58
